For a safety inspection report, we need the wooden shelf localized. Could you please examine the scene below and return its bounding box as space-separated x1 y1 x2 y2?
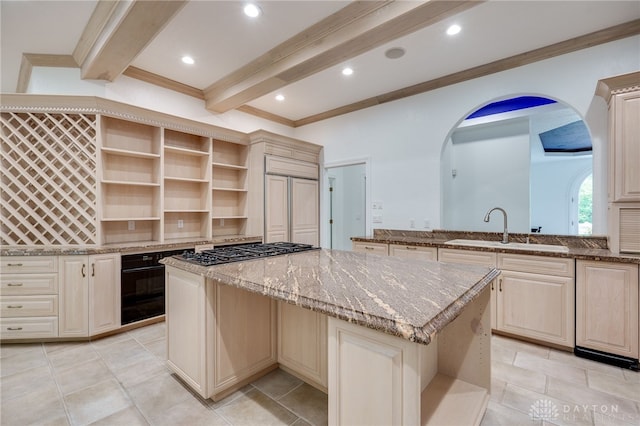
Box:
102 116 161 156
165 209 209 213
102 180 160 187
212 140 247 168
212 217 247 237
212 215 248 219
212 187 247 192
101 147 160 159
165 177 209 183
212 162 247 170
164 145 209 157
164 211 210 240
164 129 210 153
101 217 161 222
420 374 489 426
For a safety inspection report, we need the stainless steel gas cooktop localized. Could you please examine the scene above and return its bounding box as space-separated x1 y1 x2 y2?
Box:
178 242 319 266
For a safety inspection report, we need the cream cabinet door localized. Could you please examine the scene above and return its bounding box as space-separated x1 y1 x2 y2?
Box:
290 178 319 246
265 175 289 243
611 90 640 202
58 256 89 337
89 253 121 335
576 261 639 358
497 271 574 348
389 244 437 261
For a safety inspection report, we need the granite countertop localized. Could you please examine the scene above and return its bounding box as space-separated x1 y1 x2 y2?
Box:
161 249 500 345
0 235 262 256
352 230 640 265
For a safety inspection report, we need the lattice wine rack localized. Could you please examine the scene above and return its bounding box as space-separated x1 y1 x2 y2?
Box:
1 112 97 245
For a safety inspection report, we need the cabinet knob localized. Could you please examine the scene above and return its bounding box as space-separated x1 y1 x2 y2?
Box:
6 327 23 331
365 246 374 250
7 283 23 287
7 305 23 309
7 263 23 267
82 264 86 278
499 278 503 292
92 264 95 277
406 246 417 250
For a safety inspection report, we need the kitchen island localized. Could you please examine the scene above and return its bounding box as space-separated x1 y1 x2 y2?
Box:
161 249 499 425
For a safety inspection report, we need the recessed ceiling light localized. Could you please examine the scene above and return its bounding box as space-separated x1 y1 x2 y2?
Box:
275 94 285 101
244 3 261 18
385 47 405 59
181 56 194 65
342 67 354 76
446 24 461 36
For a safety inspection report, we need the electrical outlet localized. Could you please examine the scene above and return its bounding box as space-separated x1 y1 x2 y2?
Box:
372 214 383 223
127 220 135 231
220 218 225 227
177 219 184 229
424 218 430 229
409 218 415 228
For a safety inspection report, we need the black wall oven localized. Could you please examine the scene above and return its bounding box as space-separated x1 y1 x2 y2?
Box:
121 249 192 325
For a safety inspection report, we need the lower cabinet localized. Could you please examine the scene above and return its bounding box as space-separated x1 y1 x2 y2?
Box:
59 253 121 338
277 301 327 391
576 260 639 359
497 254 575 349
165 265 277 401
352 241 388 255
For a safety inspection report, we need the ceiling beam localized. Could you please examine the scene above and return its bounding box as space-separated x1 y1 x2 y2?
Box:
293 19 640 127
204 0 482 113
77 0 187 81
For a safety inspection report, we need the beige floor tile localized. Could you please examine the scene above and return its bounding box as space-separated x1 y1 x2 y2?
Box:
90 331 132 349
278 383 328 426
251 369 303 400
112 355 169 389
0 342 42 359
0 380 68 426
216 387 298 426
291 418 312 426
128 323 166 344
622 369 640 384
492 335 551 359
147 393 228 426
0 345 48 378
127 373 194 419
48 344 99 371
143 337 166 359
548 349 627 379
54 358 113 396
492 359 547 394
95 337 157 372
480 399 535 425
492 343 517 364
593 410 640 426
514 351 587 386
89 406 149 426
64 378 132 426
502 384 594 426
588 369 640 403
43 341 86 355
207 385 253 410
547 376 639 420
0 364 55 403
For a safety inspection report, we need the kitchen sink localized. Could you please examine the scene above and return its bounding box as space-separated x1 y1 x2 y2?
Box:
445 239 569 253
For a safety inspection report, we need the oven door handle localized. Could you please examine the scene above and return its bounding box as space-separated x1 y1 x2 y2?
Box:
121 265 165 274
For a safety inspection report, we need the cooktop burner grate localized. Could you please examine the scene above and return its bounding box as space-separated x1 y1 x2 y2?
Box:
178 242 319 266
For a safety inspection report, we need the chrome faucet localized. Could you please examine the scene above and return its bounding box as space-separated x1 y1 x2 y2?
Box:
484 207 509 244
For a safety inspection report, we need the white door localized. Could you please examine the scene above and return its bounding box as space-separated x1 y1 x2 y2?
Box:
326 164 366 250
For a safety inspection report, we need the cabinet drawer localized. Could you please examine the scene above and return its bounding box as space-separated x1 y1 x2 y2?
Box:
389 244 437 261
0 274 58 295
0 256 57 273
1 296 58 317
0 317 58 339
265 155 318 179
498 254 574 277
438 249 496 267
352 242 388 255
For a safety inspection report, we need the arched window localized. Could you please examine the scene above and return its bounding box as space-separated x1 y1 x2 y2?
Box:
577 174 592 235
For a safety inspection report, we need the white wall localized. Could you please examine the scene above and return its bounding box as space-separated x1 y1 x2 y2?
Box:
294 36 640 236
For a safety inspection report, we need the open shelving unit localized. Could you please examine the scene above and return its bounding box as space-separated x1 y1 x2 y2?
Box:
98 116 162 245
163 129 211 241
212 139 248 237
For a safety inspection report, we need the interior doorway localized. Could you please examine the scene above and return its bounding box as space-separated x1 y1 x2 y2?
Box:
325 163 367 250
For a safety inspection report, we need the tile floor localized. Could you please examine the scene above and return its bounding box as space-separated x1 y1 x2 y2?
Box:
1 322 638 426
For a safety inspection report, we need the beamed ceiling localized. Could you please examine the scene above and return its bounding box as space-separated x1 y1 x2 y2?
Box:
2 0 639 127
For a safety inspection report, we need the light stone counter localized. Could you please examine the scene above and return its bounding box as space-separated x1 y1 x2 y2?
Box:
161 248 499 345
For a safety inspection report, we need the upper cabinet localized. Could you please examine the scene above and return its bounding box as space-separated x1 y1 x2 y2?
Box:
597 72 640 254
